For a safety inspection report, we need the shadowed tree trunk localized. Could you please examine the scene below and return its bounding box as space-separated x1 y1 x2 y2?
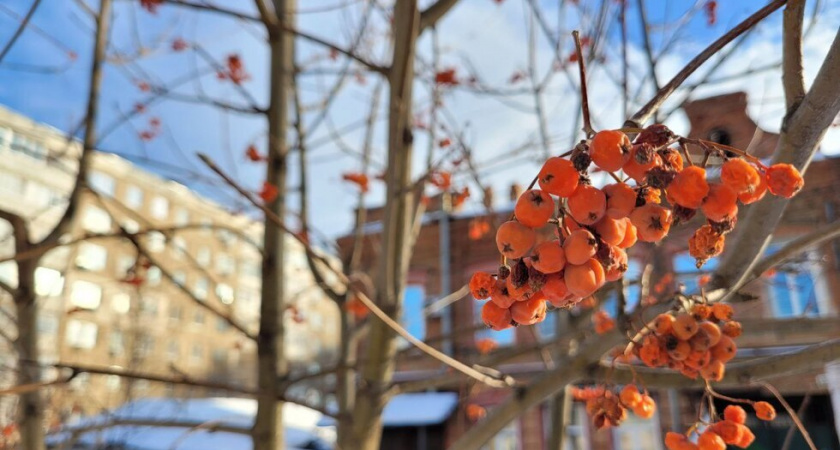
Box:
253 1 295 449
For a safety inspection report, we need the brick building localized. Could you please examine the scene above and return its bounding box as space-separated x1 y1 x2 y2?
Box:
0 104 340 424
338 92 840 449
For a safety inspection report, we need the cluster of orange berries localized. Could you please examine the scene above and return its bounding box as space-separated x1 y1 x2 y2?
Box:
470 124 804 331
571 384 656 428
665 402 776 450
634 303 741 381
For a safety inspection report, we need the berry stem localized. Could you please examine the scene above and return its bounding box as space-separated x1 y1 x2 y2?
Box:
572 30 594 138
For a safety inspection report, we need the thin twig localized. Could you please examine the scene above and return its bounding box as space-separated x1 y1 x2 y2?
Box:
755 381 817 450
0 0 42 64
572 30 594 137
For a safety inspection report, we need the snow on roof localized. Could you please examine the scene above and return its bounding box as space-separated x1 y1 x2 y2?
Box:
47 397 331 450
318 392 458 428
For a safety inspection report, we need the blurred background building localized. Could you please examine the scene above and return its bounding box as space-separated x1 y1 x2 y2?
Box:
0 104 340 424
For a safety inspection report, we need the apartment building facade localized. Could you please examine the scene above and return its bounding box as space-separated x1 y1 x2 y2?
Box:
338 92 840 449
0 104 340 423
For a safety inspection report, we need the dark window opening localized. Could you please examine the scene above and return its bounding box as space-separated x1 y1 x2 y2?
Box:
708 128 736 157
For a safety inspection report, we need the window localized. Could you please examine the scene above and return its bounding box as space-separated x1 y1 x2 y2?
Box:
11 134 47 159
109 330 124 357
37 315 59 336
106 375 121 391
140 296 158 317
169 304 182 321
174 208 189 226
167 341 179 360
151 196 169 219
172 271 186 287
75 243 107 271
34 267 64 297
66 320 98 349
137 334 155 358
400 285 426 345
0 262 16 287
212 349 227 371
190 344 203 364
88 172 115 196
124 185 144 209
146 266 161 286
193 310 205 325
146 231 165 252
217 229 234 246
611 407 663 450
117 255 136 277
122 219 140 234
0 171 24 195
216 283 234 305
216 317 230 332
69 280 102 310
82 206 111 233
765 244 826 317
483 421 519 450
172 237 187 258
240 260 261 278
196 247 211 266
193 277 208 300
112 293 130 314
236 287 259 314
134 380 149 395
216 254 234 276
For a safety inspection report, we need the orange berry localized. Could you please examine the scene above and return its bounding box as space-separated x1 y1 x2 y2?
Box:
590 130 632 172
563 229 598 265
721 159 761 194
542 273 574 307
754 401 776 421
766 163 804 198
660 147 684 171
538 157 579 197
623 145 662 184
698 430 726 450
604 182 637 219
672 313 699 340
505 275 536 301
481 301 512 330
620 385 642 409
510 295 547 325
604 246 628 281
469 272 496 299
669 166 710 209
723 405 747 424
633 394 656 419
667 339 692 361
710 335 737 362
514 189 554 228
617 219 638 248
699 321 722 347
496 221 536 259
652 313 675 336
689 225 726 267
738 172 767 204
721 320 742 338
489 280 516 308
701 184 738 222
593 216 627 247
715 420 744 444
565 259 606 297
568 184 606 225
711 303 734 321
735 424 755 448
700 359 725 382
665 432 689 450
531 240 566 273
629 203 673 242
593 309 615 334
692 304 712 320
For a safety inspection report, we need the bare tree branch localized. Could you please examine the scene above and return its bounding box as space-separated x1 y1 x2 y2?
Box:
0 0 42 65
419 0 460 31
783 0 807 109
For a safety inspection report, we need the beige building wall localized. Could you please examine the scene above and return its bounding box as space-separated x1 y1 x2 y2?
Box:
0 104 340 421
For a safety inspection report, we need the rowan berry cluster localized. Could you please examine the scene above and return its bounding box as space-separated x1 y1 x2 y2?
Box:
664 402 776 450
470 124 804 330
571 384 657 429
635 303 740 381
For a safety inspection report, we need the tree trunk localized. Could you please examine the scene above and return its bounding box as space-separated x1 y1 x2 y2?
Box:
350 2 419 448
15 256 43 450
335 308 357 450
253 1 295 449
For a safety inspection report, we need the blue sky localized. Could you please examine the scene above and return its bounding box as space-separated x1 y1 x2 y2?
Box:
0 0 838 243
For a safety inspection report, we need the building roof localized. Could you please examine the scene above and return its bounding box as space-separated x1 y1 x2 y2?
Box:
318 392 459 427
47 398 332 450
